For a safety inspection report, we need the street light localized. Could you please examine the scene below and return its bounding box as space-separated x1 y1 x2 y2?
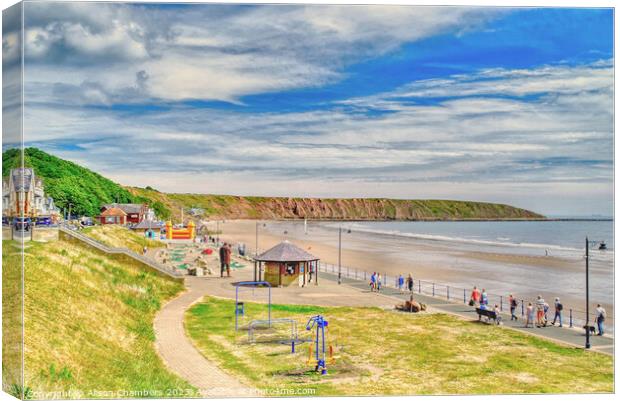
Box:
584 237 605 349
337 225 352 285
255 221 266 257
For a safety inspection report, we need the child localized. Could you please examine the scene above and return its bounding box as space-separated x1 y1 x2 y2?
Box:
525 303 534 328
398 274 404 293
494 304 502 325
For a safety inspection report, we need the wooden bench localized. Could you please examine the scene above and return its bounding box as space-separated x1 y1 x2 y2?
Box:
476 307 497 323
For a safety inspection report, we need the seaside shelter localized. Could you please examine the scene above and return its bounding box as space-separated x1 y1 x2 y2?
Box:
254 240 320 287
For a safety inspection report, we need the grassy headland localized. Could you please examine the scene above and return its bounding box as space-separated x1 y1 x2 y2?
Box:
186 297 612 396
3 148 543 221
2 238 192 398
130 187 544 221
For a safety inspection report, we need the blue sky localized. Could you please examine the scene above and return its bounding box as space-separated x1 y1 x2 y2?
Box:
2 3 614 216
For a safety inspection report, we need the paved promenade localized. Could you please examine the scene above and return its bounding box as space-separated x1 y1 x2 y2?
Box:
320 271 614 356
154 278 251 397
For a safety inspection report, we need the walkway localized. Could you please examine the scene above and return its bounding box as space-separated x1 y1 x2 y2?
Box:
321 271 614 356
154 277 252 397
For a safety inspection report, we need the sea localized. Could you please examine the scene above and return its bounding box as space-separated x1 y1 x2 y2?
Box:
265 219 614 328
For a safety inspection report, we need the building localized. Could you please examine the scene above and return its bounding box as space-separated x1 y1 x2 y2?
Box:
131 219 163 239
2 168 60 219
98 207 127 225
100 203 148 224
253 240 320 287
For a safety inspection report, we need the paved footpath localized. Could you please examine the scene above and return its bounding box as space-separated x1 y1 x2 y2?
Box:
154 277 253 397
322 271 614 356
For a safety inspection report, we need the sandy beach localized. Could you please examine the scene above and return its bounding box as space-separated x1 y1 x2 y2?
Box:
207 219 613 322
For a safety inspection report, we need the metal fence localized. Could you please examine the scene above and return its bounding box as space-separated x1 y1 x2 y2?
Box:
314 261 613 333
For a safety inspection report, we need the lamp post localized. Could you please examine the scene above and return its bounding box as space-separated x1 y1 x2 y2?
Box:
584 237 605 349
337 225 351 285
585 237 591 349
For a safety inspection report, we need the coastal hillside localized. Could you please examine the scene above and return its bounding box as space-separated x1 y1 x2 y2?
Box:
129 188 544 221
2 148 169 218
2 148 544 220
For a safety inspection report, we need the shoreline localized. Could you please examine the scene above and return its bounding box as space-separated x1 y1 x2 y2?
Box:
208 219 613 319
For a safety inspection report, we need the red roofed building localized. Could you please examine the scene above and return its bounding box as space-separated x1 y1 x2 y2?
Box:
99 207 127 225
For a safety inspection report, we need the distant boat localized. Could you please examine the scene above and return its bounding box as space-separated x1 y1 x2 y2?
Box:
599 241 607 250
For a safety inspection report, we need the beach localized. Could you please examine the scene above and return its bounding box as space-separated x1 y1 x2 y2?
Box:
210 219 613 324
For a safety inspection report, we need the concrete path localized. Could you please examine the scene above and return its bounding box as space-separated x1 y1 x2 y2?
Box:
154 277 253 398
323 272 614 356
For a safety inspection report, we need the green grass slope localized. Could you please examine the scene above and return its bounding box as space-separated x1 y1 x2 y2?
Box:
2 238 192 398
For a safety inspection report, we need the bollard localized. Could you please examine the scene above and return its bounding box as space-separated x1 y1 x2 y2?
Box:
569 309 573 328
432 283 435 297
521 300 525 317
463 288 466 304
500 296 503 312
447 286 450 300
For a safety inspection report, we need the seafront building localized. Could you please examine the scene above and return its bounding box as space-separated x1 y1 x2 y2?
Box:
2 168 60 219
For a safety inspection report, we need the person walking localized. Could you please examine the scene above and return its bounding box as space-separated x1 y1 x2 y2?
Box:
552 297 563 327
218 243 226 277
535 295 545 328
398 274 405 293
525 302 534 328
509 294 518 321
480 288 488 307
407 274 414 293
595 304 606 336
470 286 481 306
494 304 502 325
224 243 232 277
376 273 382 292
370 272 376 292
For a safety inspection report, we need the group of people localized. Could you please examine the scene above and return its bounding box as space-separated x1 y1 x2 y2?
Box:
469 287 608 335
218 242 232 277
397 274 415 293
369 272 382 292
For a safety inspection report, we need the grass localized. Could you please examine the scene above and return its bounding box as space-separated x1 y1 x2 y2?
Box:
2 241 24 397
82 225 165 254
2 238 194 399
185 297 613 396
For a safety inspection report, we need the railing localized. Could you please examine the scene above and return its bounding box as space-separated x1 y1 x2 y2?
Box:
59 225 182 279
314 261 613 334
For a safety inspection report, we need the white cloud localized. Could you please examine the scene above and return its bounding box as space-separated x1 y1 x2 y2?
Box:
21 3 502 102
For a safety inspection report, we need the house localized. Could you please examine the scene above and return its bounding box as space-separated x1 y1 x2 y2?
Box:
98 207 127 225
100 203 147 224
253 240 320 287
2 168 60 219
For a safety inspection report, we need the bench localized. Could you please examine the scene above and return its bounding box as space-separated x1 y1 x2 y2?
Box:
476 307 498 324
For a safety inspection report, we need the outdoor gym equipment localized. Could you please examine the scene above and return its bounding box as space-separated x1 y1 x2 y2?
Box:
234 281 271 331
248 318 298 345
306 315 329 375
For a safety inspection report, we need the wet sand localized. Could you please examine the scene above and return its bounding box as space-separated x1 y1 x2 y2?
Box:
207 219 613 320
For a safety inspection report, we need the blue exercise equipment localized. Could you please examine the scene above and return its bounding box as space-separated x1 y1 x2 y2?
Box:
306 315 329 375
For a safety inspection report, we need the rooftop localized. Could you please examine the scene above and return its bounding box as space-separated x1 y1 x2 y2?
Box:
255 240 319 262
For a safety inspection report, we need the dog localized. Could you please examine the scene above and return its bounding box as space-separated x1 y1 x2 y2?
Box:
583 325 596 335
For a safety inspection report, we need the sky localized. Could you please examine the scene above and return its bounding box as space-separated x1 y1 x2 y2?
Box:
1 2 614 216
